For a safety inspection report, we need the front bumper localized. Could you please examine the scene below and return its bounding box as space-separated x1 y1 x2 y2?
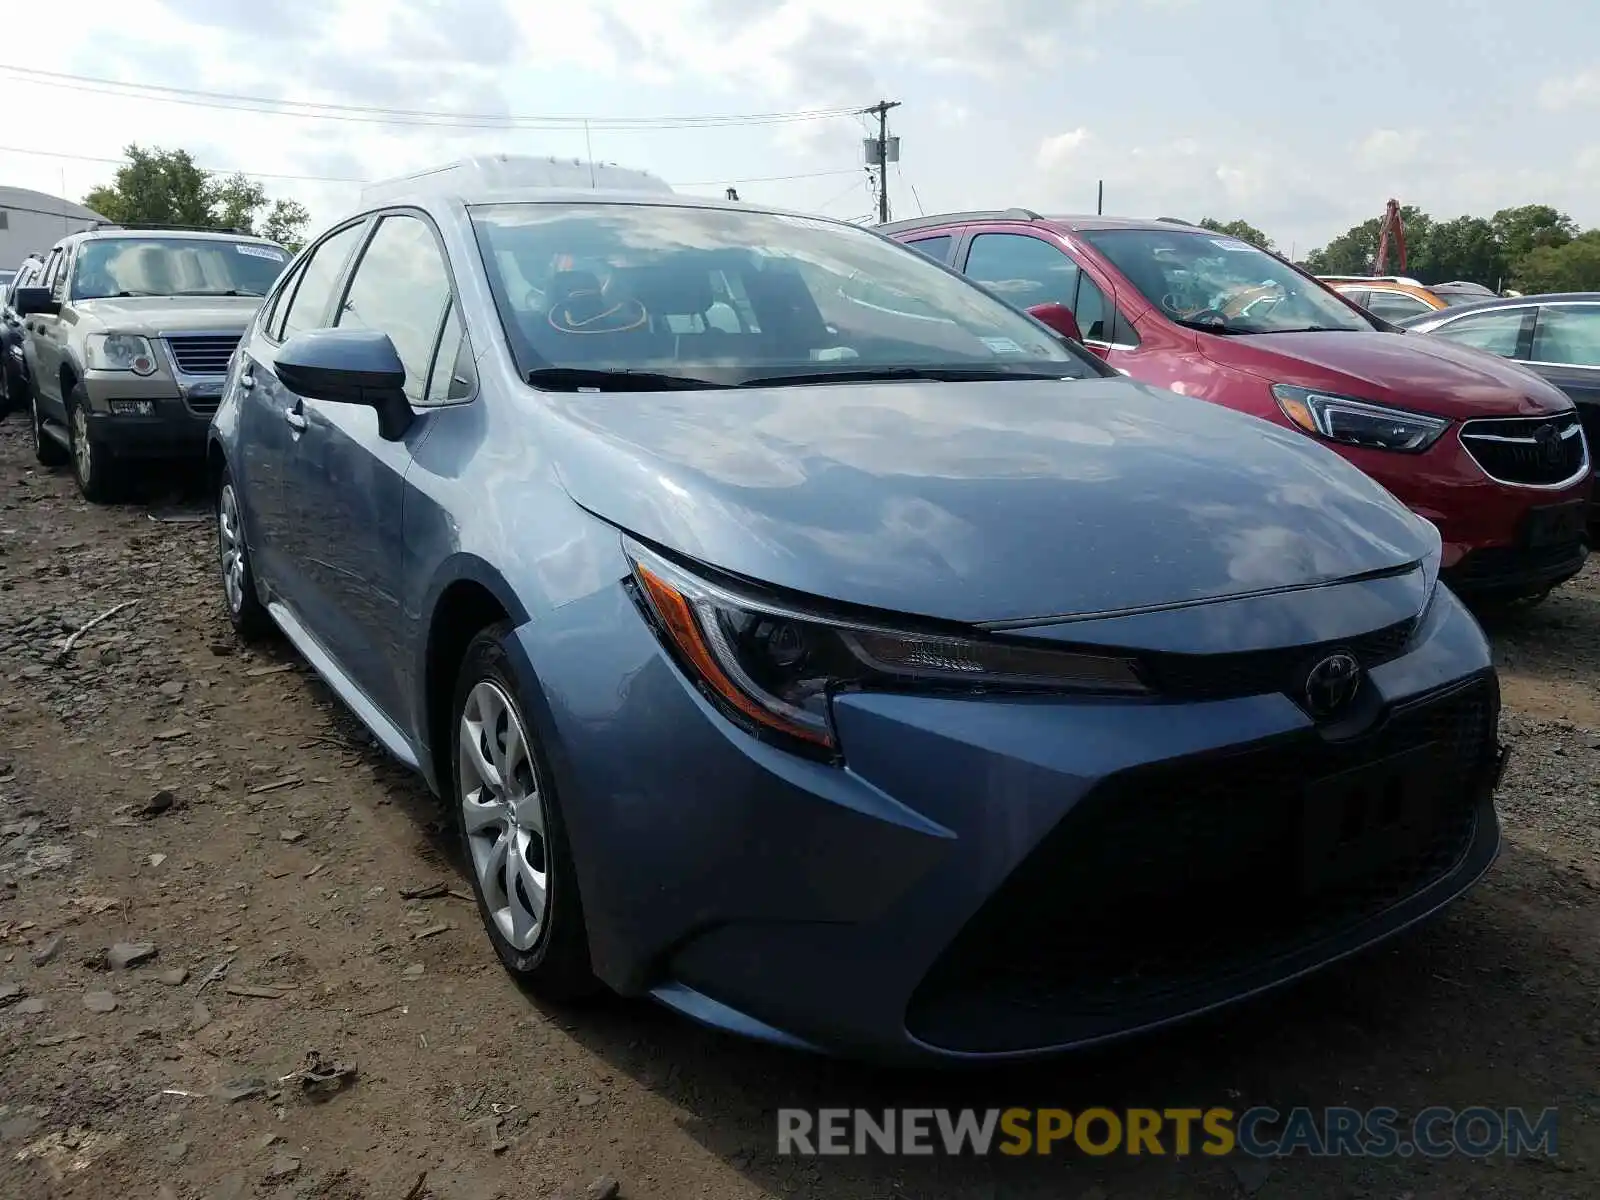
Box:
83 370 220 459
510 578 1504 1065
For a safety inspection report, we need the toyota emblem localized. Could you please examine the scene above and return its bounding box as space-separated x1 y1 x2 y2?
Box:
1304 652 1363 717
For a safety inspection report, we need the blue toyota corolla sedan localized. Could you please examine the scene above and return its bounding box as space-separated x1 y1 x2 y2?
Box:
207 174 1508 1064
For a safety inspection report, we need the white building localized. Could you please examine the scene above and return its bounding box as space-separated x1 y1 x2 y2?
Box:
0 186 109 270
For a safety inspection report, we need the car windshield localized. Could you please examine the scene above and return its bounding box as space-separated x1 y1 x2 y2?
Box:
470 202 1100 386
1081 228 1376 334
71 237 290 301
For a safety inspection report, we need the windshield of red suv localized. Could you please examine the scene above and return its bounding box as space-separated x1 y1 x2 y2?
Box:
471 202 1103 385
1081 228 1376 335
71 237 290 300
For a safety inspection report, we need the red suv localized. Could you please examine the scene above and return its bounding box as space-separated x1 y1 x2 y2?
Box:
885 211 1592 603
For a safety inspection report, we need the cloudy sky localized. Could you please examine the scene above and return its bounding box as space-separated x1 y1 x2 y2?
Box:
2 0 1597 256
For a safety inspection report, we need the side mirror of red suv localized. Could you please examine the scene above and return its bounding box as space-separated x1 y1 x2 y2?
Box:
1026 302 1082 344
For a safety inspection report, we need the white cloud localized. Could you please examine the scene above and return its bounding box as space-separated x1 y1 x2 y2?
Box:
1036 129 1091 171
1356 128 1425 168
1538 69 1600 110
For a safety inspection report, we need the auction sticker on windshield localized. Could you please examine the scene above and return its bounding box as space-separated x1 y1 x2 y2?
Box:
236 245 288 261
1210 238 1256 252
981 336 1025 355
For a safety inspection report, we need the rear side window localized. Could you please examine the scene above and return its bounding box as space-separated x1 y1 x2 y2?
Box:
278 222 367 343
904 235 953 264
334 214 455 404
1429 308 1532 359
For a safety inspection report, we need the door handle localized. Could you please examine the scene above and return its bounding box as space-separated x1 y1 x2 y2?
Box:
239 368 255 390
285 410 307 432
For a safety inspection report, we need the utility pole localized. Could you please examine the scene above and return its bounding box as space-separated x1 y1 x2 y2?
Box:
862 99 901 224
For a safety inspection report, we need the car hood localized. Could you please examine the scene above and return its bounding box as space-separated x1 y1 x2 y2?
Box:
536 377 1435 625
1205 329 1573 418
75 295 262 335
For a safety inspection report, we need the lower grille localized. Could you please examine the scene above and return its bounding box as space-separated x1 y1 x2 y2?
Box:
906 675 1498 1053
1460 412 1587 486
185 394 221 417
164 334 239 377
1446 541 1587 590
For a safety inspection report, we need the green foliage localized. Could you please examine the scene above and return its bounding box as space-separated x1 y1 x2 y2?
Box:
83 144 309 250
1302 202 1592 295
1197 217 1275 252
1511 230 1600 294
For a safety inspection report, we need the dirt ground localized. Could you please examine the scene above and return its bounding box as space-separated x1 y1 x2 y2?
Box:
1 414 1597 1200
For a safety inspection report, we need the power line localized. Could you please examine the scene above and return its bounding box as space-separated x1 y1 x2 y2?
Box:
0 65 860 130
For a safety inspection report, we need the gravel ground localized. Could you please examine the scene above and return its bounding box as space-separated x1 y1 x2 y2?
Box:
1 414 1597 1200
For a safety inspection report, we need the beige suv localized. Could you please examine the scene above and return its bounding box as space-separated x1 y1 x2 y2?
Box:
16 226 290 501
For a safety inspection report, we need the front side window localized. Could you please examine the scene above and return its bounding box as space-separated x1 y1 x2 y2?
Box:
70 237 290 301
1428 308 1532 359
279 223 367 343
964 233 1081 311
1082 229 1374 335
335 214 454 404
470 203 1097 386
46 249 68 302
1531 305 1600 366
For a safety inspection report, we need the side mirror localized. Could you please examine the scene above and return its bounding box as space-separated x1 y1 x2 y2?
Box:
1026 301 1083 344
277 328 414 442
14 287 59 317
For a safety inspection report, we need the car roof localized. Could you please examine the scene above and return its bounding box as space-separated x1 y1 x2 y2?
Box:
56 227 282 248
369 186 857 230
1405 292 1600 321
879 211 1252 237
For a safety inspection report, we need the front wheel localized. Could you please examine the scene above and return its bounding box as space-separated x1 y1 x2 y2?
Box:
66 386 121 503
217 468 274 641
452 623 596 999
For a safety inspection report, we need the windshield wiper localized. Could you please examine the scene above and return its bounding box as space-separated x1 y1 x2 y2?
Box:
736 365 1078 388
1255 326 1359 334
1170 318 1248 335
173 289 263 297
525 367 732 391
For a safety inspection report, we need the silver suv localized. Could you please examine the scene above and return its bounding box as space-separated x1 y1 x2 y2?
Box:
15 226 290 501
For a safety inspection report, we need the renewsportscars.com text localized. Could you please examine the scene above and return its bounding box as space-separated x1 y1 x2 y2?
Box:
777 1106 1559 1159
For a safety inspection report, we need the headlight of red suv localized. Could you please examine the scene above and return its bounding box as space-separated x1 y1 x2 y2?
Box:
1272 384 1449 454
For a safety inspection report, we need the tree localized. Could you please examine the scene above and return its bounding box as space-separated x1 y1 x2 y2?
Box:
83 144 309 249
262 200 311 253
1512 230 1600 293
1198 217 1275 251
1303 205 1434 276
84 145 213 227
1411 216 1506 288
1492 204 1576 262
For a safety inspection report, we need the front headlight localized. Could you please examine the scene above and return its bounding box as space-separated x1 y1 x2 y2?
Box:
1272 384 1449 453
625 539 1148 755
85 333 158 376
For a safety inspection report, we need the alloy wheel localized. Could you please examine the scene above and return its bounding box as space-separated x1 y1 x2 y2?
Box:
218 483 246 615
457 680 549 951
72 404 92 483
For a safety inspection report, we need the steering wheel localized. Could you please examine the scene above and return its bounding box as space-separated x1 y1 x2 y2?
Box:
1183 308 1231 328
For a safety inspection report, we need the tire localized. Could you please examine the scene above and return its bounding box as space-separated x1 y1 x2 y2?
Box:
65 384 121 503
451 622 596 1000
216 467 274 642
31 383 69 468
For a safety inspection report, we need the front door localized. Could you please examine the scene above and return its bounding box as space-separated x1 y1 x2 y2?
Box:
240 219 371 606
288 212 458 725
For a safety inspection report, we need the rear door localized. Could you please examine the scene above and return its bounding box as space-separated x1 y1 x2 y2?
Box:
235 218 370 599
288 210 463 724
26 246 68 415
